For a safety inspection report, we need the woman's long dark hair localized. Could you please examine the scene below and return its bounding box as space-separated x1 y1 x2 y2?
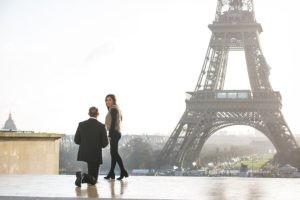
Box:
105 94 117 110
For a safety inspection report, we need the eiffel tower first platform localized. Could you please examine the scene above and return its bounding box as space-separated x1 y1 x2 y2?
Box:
158 0 300 169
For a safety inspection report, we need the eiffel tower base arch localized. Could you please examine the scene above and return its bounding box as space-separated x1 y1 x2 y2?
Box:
158 91 300 170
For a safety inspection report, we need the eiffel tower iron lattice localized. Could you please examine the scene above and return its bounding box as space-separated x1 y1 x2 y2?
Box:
158 0 300 169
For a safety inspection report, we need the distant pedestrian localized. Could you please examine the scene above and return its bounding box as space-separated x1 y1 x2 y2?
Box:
74 106 108 187
104 94 129 180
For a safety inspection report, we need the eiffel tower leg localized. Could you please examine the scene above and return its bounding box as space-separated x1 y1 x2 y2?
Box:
157 109 210 168
157 110 189 168
244 31 300 167
261 110 300 168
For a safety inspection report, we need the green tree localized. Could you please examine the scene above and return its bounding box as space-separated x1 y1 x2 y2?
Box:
120 138 155 170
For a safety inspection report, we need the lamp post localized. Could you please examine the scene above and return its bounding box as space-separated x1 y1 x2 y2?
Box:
192 162 197 169
251 155 254 177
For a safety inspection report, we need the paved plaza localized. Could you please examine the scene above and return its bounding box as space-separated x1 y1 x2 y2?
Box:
1 175 300 199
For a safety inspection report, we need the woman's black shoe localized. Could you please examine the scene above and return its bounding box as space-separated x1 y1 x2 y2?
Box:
117 171 129 180
104 173 115 180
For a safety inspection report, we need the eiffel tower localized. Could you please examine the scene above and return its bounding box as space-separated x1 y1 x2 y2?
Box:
158 0 300 169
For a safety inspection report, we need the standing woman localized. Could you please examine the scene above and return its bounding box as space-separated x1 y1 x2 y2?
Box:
104 94 129 180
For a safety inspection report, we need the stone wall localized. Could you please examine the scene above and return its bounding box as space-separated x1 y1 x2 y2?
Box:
0 131 64 174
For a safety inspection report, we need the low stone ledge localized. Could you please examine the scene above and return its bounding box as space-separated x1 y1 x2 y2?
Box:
0 130 65 174
0 131 64 140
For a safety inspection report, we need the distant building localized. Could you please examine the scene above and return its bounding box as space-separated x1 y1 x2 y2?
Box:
2 113 17 131
131 169 151 176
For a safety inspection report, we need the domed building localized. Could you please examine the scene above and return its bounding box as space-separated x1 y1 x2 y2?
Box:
2 113 17 131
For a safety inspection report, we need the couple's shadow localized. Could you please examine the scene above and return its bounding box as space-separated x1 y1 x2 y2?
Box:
75 180 127 198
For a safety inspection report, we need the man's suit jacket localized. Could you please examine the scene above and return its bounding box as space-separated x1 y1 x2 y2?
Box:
74 118 108 164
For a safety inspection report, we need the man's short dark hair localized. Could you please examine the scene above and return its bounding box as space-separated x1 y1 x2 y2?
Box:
89 106 99 117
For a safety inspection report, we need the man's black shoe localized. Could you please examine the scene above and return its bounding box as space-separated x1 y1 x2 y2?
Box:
82 173 97 185
82 173 88 183
75 171 82 187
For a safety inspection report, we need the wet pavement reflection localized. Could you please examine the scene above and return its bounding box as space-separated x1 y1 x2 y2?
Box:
1 175 300 199
75 185 99 198
74 178 128 198
109 180 128 198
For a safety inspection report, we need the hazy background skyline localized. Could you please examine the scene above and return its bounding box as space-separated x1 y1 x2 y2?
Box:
1 0 299 136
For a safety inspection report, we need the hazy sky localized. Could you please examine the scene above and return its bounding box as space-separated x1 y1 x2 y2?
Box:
0 0 300 136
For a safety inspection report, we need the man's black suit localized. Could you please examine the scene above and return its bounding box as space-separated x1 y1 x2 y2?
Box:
74 118 108 181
